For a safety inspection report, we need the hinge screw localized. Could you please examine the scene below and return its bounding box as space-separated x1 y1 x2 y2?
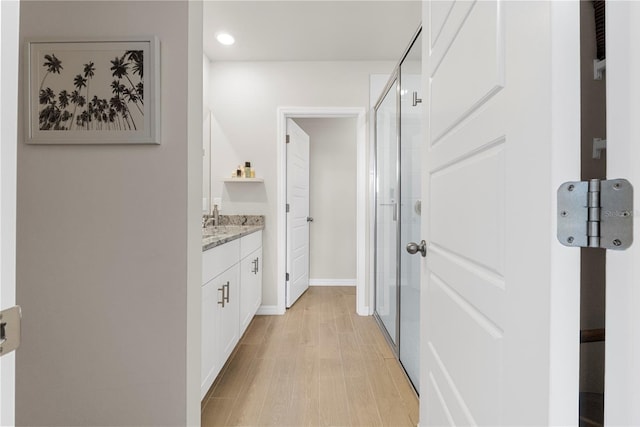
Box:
567 236 574 244
613 239 622 246
561 211 568 217
568 184 575 191
614 183 621 190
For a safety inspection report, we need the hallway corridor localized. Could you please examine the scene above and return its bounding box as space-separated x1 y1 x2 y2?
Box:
201 286 419 426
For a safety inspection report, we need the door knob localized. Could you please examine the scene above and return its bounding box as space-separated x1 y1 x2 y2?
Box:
406 240 427 257
307 217 314 222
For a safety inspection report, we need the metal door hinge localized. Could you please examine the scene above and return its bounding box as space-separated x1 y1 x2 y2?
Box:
286 203 290 213
558 179 633 249
286 134 290 144
0 306 21 357
286 272 290 281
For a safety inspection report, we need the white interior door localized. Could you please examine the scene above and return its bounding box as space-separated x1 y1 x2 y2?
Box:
0 1 20 424
286 119 310 308
420 1 580 425
605 3 640 424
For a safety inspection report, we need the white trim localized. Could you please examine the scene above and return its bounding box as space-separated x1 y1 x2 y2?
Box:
277 107 368 317
256 305 284 316
548 2 581 425
1 1 20 424
186 2 203 425
605 3 640 425
309 279 356 287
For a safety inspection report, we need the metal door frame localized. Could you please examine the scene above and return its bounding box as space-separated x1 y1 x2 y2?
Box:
373 25 422 382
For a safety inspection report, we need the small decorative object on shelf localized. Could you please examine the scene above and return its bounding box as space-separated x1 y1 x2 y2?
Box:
227 161 259 180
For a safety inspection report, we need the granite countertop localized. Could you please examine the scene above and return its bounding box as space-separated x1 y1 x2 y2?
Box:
202 215 265 251
202 224 264 251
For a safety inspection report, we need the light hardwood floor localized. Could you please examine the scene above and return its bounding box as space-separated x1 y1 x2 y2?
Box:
201 286 419 427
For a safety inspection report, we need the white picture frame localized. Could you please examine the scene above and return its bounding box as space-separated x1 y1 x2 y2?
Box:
25 36 160 144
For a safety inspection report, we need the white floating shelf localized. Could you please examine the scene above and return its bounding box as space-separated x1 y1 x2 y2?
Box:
223 178 264 183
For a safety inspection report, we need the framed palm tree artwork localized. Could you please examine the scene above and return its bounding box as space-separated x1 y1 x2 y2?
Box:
25 37 160 144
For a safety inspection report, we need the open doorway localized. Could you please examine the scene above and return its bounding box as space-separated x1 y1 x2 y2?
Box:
285 117 359 308
276 107 367 315
579 1 606 425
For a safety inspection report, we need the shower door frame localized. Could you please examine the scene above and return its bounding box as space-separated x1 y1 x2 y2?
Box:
373 70 401 356
373 26 423 363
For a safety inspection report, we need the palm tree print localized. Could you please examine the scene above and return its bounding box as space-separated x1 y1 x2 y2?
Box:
39 54 63 92
37 49 144 131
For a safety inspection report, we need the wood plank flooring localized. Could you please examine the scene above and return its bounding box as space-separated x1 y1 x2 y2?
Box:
201 286 419 427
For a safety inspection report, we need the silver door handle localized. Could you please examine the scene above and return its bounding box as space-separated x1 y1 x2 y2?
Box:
406 240 427 257
379 202 398 221
412 91 422 107
0 306 21 357
307 217 314 222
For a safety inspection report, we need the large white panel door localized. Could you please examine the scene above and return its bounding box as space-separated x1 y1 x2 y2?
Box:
420 1 580 425
286 119 310 307
1 1 20 424
605 3 640 424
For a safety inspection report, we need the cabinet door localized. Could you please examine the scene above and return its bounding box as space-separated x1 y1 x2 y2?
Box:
201 278 224 399
216 263 240 365
239 247 262 333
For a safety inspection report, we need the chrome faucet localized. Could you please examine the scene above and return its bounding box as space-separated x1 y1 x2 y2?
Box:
212 204 219 226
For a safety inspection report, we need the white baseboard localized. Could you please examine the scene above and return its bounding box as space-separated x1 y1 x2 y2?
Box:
256 305 284 315
309 279 356 286
356 305 371 316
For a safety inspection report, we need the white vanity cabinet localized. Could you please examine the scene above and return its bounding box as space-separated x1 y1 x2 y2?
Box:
239 231 263 333
201 239 240 399
201 230 262 400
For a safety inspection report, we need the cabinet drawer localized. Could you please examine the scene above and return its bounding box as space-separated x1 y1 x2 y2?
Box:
202 239 240 284
240 230 262 259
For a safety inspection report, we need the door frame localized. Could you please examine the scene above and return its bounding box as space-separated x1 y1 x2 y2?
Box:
605 2 640 424
0 0 20 424
276 107 367 315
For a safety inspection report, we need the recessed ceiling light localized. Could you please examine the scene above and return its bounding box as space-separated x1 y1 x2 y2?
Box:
216 33 235 46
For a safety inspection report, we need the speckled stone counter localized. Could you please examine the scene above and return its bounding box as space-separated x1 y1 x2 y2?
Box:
202 215 265 251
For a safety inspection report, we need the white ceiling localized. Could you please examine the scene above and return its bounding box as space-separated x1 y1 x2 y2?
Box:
203 1 422 62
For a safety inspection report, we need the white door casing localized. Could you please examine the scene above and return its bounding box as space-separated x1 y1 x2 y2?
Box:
286 118 311 308
276 108 367 316
605 2 640 424
420 1 580 425
0 1 20 424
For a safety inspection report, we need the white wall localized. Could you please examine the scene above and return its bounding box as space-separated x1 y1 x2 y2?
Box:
294 117 357 282
209 61 395 308
17 2 201 425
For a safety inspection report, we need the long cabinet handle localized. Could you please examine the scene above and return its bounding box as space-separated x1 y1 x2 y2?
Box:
223 281 230 303
252 258 259 274
217 286 225 308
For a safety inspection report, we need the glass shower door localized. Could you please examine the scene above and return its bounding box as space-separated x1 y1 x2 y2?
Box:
399 32 422 391
374 78 399 347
